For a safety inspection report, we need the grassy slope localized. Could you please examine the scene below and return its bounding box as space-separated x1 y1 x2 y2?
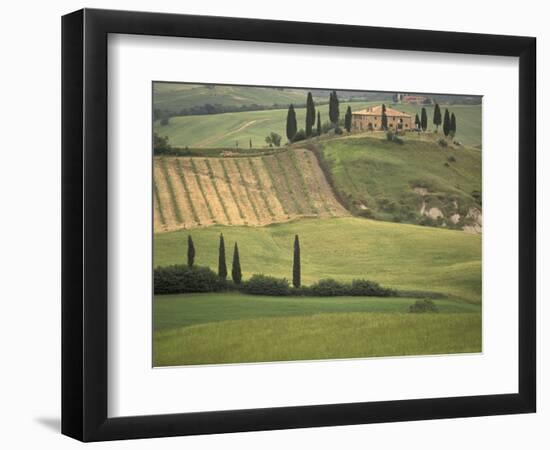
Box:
153 83 324 113
154 101 379 148
155 292 480 331
154 311 481 366
154 102 481 149
154 217 481 303
395 103 482 147
322 135 481 224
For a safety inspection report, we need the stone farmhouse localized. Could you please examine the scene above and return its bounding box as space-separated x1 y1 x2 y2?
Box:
352 105 414 131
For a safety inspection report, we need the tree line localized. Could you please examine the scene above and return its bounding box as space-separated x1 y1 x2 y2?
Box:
284 90 353 143
185 233 302 288
414 103 457 138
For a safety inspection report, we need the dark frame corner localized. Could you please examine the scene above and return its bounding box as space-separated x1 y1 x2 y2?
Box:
62 8 536 442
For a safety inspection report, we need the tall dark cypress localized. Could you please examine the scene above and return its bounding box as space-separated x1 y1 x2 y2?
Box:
344 106 352 132
329 90 340 125
231 242 242 284
187 235 195 267
286 104 297 142
421 107 428 131
292 235 301 288
443 108 451 137
415 113 420 129
381 104 388 130
317 111 321 136
305 92 316 137
450 113 457 137
218 233 227 279
433 103 442 131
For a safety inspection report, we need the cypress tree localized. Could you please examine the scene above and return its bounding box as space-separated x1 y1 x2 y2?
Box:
381 104 388 130
329 90 340 125
231 242 242 284
317 111 321 136
450 113 457 137
344 106 352 132
292 234 301 288
218 233 227 280
305 92 316 137
187 235 195 267
421 107 428 131
443 108 451 137
286 104 297 142
433 103 442 131
415 113 420 130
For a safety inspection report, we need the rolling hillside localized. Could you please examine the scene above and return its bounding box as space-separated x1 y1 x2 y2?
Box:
154 217 481 303
154 102 481 149
153 149 348 232
319 135 482 230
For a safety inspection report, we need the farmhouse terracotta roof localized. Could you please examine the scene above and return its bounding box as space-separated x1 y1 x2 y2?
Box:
352 105 411 118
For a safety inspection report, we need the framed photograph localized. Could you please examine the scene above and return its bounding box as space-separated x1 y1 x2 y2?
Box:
62 8 536 441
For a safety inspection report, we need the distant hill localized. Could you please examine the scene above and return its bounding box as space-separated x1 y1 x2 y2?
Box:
153 83 394 117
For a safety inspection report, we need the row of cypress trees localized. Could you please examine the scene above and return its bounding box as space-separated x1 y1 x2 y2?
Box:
413 104 457 137
286 91 354 141
186 234 302 287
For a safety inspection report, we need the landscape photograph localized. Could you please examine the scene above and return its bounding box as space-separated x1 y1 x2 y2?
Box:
152 82 482 367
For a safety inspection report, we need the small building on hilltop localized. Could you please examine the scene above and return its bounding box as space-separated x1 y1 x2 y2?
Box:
352 105 414 132
396 94 429 104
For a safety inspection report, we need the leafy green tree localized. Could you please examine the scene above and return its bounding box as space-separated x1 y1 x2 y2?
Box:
329 90 340 126
187 235 195 267
443 108 451 137
265 132 282 147
381 104 388 130
433 103 442 131
231 242 242 284
153 133 172 154
218 233 227 280
293 235 301 288
305 92 316 137
286 104 297 141
317 111 321 136
421 107 428 131
344 106 352 132
450 113 457 137
415 113 420 129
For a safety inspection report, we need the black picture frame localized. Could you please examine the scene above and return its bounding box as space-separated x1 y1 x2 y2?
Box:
62 8 536 442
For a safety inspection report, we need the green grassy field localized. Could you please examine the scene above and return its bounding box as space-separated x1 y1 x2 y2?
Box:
153 83 325 114
154 217 481 303
154 308 481 366
154 101 379 148
321 135 482 224
154 102 481 149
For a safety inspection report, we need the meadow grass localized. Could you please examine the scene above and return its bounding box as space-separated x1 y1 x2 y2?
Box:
154 102 481 149
154 292 481 331
154 311 481 366
154 217 481 303
322 135 481 223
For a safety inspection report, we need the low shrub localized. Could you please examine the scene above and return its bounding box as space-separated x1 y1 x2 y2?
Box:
154 265 224 295
334 127 343 135
242 274 290 296
310 279 348 296
438 138 448 148
350 279 395 297
447 155 456 162
386 130 403 144
408 299 439 313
